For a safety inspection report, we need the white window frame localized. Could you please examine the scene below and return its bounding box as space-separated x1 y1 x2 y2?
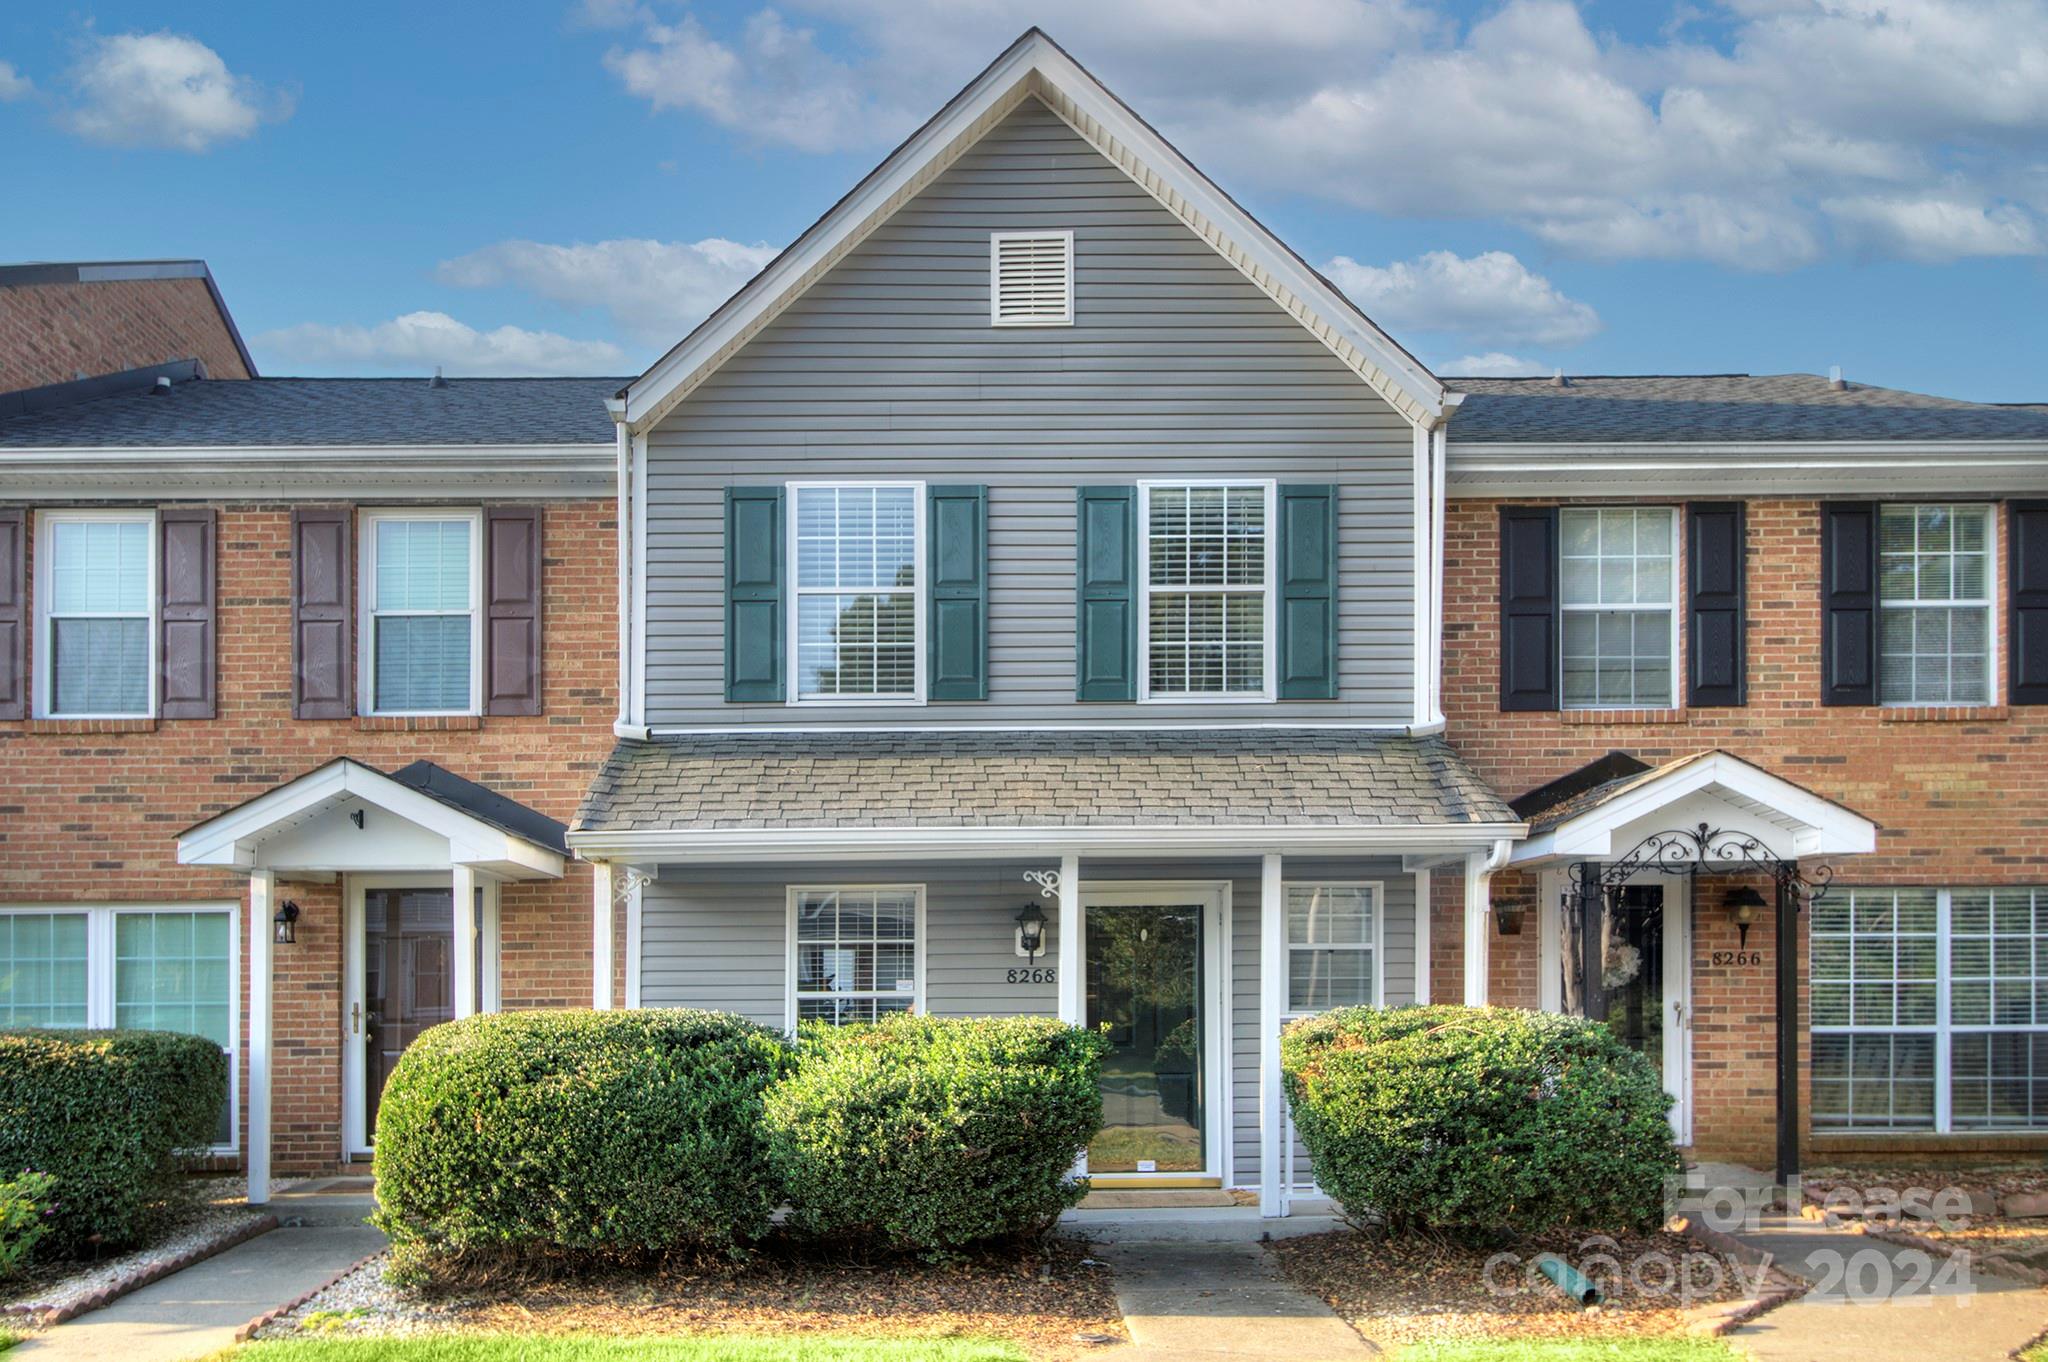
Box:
0 903 240 1153
1280 881 1383 1021
783 884 927 1030
784 481 928 707
1877 503 1998 708
1811 885 2048 1134
1137 479 1278 704
357 507 484 718
1558 505 1680 711
989 230 1075 327
33 508 158 720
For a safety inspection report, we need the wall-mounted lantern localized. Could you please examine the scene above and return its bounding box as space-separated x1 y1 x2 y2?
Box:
1724 886 1765 951
273 900 301 946
1494 893 1528 936
1014 902 1047 958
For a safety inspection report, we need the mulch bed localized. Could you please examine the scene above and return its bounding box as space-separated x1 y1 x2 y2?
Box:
1269 1225 1800 1349
261 1236 1126 1362
1802 1163 2048 1280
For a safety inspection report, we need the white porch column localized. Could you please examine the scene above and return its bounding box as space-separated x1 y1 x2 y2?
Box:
590 861 615 1011
1463 850 1495 1005
1258 851 1284 1217
451 864 480 1020
246 870 275 1206
1055 854 1080 1024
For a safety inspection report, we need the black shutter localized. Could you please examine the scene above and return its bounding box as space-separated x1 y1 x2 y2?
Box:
0 510 23 720
484 505 543 716
158 507 216 719
1499 507 1559 711
1687 502 1746 707
291 507 353 719
1821 501 1879 707
2013 500 2048 705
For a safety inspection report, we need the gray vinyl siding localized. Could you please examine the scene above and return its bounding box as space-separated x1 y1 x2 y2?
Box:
641 96 1417 727
636 856 1419 1192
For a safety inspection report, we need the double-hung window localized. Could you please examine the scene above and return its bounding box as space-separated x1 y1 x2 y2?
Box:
1559 507 1677 709
1878 504 1993 706
1283 884 1380 1016
0 905 238 1148
1812 886 2048 1132
788 886 923 1026
36 510 155 718
360 510 482 715
790 484 923 703
1140 482 1275 700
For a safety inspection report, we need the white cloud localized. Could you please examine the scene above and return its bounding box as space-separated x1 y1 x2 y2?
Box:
1323 250 1600 347
595 0 2048 268
437 237 780 346
573 0 647 27
63 32 287 152
254 311 627 376
0 61 31 102
1438 352 1553 378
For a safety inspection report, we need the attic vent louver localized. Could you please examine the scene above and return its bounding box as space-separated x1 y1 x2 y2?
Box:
990 231 1073 327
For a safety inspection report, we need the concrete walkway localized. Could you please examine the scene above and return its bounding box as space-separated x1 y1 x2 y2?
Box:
1095 1236 1375 1361
13 1222 385 1362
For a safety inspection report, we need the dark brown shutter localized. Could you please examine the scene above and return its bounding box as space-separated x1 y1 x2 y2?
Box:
291 507 353 719
1499 506 1559 711
1687 502 1746 707
2013 500 2048 706
1821 501 1878 707
484 505 543 716
158 507 216 719
0 510 23 720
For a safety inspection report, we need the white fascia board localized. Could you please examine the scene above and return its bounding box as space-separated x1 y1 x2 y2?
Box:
0 444 615 501
1447 440 2048 498
620 31 1443 434
565 821 1528 865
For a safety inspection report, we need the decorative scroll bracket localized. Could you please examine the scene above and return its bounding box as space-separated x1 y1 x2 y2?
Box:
1021 869 1062 900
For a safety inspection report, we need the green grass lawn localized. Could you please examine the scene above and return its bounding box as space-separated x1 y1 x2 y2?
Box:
225 1337 1025 1362
1400 1341 1741 1362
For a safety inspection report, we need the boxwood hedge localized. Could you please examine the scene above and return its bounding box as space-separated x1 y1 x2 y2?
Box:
764 1014 1107 1256
0 1028 227 1255
371 1009 793 1271
1282 1005 1678 1235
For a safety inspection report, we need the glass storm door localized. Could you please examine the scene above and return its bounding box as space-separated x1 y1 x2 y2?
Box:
1085 901 1205 1174
1604 884 1667 1084
361 888 455 1138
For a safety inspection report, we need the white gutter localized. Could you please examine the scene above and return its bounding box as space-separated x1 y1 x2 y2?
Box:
1447 439 2048 497
0 444 615 500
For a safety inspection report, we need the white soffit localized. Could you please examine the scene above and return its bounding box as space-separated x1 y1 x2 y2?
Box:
619 29 1445 435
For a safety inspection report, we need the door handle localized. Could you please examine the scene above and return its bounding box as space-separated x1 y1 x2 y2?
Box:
1671 1000 1686 1029
351 1003 361 1035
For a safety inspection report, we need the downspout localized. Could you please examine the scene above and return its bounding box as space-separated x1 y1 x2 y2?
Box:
1429 421 1449 728
610 409 648 740
1462 837 1512 1005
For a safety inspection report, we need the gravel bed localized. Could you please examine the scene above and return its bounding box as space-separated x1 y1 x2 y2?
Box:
254 1252 462 1339
1 1176 280 1326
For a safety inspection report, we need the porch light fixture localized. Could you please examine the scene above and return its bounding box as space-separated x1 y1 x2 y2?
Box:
1724 886 1766 951
1494 894 1528 937
273 900 300 946
1013 903 1047 959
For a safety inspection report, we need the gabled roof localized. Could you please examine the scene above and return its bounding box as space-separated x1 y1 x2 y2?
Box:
616 28 1444 434
0 258 256 386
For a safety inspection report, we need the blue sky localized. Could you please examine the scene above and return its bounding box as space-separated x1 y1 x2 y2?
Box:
2 1 2045 401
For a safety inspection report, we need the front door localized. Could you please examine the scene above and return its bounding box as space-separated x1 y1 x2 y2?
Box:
361 887 455 1138
1560 874 1693 1143
1083 889 1220 1179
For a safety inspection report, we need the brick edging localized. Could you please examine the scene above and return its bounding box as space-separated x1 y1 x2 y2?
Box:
1670 1216 1808 1336
2 1212 279 1329
235 1247 385 1342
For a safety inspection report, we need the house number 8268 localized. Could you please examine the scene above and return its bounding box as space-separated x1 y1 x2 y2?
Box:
1007 967 1056 984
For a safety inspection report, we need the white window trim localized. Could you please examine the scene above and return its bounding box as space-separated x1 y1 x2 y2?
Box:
784 481 928 707
783 883 927 1031
357 507 484 718
1137 479 1279 704
988 229 1075 327
0 903 240 1153
1877 502 1999 709
1279 881 1384 1021
33 508 158 720
1558 505 1680 712
1812 885 2048 1134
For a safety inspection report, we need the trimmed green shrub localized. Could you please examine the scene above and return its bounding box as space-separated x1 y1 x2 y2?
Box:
0 1029 228 1255
764 1015 1107 1257
371 1009 793 1271
1282 1005 1678 1235
0 1172 56 1277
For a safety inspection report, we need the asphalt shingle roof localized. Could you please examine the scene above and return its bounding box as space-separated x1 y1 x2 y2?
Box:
573 730 1517 832
1446 373 2048 444
0 375 623 447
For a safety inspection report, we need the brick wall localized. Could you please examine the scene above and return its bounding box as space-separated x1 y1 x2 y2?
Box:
0 500 616 1172
1434 495 2048 1162
0 279 253 390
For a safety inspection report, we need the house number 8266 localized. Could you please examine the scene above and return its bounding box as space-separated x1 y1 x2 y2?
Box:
1007 967 1057 984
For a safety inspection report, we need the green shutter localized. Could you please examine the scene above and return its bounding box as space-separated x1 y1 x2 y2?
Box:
1075 486 1136 701
724 486 784 702
1277 484 1339 700
928 485 988 701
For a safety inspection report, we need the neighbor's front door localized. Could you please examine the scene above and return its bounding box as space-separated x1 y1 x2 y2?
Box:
361 887 456 1139
1084 897 1209 1176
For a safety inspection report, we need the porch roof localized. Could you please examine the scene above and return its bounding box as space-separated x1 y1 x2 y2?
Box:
569 730 1519 860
